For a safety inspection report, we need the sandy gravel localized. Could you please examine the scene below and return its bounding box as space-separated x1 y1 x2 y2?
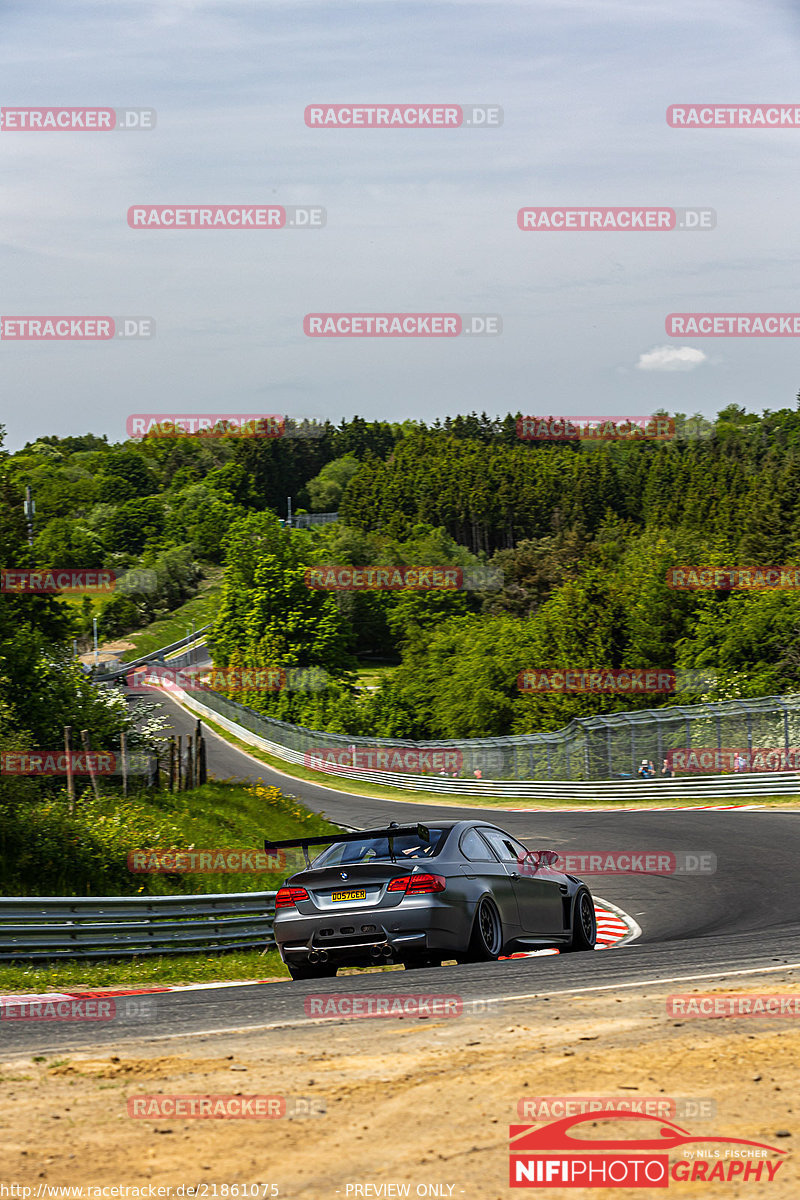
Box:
1 974 798 1198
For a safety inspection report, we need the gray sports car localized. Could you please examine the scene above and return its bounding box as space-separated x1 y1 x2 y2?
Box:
265 819 596 979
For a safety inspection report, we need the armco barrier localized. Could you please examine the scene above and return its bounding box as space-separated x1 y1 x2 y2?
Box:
0 893 276 961
94 625 212 682
132 671 800 783
143 674 800 800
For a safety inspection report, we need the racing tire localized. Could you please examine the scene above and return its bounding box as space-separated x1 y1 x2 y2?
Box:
460 896 504 962
564 888 597 952
287 963 339 980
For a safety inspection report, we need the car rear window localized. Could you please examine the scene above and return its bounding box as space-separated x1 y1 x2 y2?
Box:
311 828 448 866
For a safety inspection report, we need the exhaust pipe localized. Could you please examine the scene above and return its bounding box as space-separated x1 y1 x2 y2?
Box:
381 943 393 958
317 950 329 964
308 950 320 964
370 945 383 959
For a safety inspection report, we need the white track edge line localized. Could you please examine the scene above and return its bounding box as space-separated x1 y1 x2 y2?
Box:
14 961 800 1054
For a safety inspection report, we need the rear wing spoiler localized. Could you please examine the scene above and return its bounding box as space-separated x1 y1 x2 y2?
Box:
265 822 431 867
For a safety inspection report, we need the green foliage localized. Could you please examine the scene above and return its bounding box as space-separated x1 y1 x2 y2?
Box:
9 406 800 743
0 781 341 896
306 454 361 510
211 513 357 702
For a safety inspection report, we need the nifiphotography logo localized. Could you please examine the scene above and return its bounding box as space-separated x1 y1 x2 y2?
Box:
509 1110 787 1187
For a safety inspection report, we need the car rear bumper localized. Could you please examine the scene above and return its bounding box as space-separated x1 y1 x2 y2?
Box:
275 899 469 964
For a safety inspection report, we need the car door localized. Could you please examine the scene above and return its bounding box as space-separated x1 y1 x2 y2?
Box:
457 826 522 933
477 827 565 935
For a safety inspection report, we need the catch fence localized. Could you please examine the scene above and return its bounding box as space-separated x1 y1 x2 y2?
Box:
143 675 800 782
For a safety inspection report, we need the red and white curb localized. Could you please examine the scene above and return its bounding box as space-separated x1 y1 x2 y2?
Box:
498 896 640 960
509 804 765 812
0 979 283 1005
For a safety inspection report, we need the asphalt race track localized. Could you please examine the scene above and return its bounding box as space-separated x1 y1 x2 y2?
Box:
5 685 799 1056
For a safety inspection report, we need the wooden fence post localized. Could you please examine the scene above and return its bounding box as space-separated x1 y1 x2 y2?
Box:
64 726 75 815
198 736 207 785
80 729 101 800
120 731 128 798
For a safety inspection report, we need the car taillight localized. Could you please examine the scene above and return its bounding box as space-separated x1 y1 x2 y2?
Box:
387 873 446 896
275 885 309 909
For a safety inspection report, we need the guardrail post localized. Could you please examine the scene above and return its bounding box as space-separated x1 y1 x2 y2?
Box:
169 737 176 792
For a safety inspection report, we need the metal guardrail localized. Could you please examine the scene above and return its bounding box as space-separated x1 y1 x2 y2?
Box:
94 625 212 682
0 892 276 961
135 667 800 783
152 675 800 800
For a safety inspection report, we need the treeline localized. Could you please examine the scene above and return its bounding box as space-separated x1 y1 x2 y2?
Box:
204 401 800 738
5 402 800 745
340 406 800 556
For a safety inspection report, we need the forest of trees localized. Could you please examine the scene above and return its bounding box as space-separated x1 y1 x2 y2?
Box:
3 401 800 749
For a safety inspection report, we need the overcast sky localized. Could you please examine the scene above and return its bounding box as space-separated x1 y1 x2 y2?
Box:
1 0 799 451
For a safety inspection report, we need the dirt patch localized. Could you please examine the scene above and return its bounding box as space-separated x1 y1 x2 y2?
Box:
2 974 798 1198
47 1055 239 1079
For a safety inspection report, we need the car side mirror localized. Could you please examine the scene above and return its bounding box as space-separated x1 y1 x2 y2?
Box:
536 850 560 868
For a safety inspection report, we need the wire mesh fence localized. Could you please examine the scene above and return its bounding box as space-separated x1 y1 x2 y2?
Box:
172 684 800 781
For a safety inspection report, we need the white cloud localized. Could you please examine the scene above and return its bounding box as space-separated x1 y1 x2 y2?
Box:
636 345 708 372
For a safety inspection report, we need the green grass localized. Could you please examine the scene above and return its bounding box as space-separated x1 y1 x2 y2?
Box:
0 779 344 896
355 661 398 691
0 950 289 992
0 778 352 991
119 576 223 661
0 950 410 993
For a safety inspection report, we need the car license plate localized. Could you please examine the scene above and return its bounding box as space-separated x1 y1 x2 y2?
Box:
332 889 366 902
